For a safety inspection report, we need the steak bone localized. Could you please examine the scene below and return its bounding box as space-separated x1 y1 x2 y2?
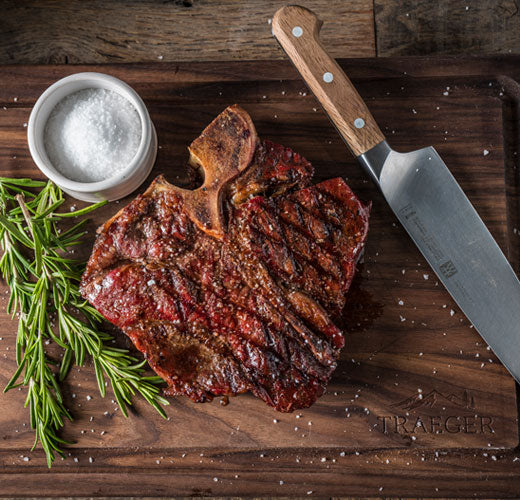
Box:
184 104 258 239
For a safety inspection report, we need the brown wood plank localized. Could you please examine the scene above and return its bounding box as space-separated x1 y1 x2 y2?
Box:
0 0 375 65
1 448 520 497
0 57 520 496
375 0 520 57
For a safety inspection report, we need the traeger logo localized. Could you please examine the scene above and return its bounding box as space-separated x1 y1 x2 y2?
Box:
377 390 494 435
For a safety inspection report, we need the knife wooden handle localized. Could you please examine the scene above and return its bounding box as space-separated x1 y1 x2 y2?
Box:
272 5 385 157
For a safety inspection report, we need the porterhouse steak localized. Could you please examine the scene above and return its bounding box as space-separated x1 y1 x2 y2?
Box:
81 105 370 412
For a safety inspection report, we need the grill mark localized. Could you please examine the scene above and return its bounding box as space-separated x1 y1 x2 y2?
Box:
291 184 369 241
248 225 338 309
147 265 322 399
229 219 339 362
260 204 344 279
233 199 347 330
248 224 345 312
279 198 349 252
90 228 331 383
164 256 332 382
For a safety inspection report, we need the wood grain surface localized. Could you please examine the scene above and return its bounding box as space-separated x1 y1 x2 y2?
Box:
2 0 520 65
375 0 520 56
0 56 520 497
0 0 374 64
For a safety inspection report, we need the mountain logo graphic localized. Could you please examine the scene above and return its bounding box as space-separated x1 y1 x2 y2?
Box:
392 389 475 411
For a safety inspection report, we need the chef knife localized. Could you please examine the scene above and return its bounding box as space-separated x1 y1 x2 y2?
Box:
272 5 520 383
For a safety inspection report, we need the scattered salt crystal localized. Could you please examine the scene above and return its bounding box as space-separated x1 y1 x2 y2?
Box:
279 480 284 485
423 274 429 280
450 309 455 316
213 477 218 482
273 418 278 423
157 55 164 60
147 279 156 286
399 315 406 322
398 299 404 306
86 395 92 401
89 457 94 463
13 97 18 102
44 88 141 182
483 149 490 156
443 91 449 96
412 108 417 114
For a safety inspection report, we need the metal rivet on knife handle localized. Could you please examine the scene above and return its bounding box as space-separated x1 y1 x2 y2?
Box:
292 26 303 37
272 5 385 157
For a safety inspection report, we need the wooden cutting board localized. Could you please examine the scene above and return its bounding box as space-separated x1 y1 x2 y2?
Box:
0 56 520 496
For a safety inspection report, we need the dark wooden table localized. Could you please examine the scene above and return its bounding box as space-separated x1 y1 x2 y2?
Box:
1 0 519 63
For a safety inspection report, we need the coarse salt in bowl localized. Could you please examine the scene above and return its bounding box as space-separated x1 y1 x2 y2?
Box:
27 72 157 202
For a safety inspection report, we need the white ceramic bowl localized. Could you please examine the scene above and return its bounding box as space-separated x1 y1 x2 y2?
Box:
27 72 157 202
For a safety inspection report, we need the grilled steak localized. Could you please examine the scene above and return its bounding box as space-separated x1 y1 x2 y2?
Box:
81 105 370 412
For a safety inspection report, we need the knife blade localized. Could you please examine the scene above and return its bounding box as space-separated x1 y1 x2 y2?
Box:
272 5 520 383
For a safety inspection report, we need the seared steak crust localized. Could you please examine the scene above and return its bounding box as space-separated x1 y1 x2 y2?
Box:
81 107 370 412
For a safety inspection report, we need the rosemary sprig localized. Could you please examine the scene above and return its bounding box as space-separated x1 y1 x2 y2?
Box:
0 179 169 467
